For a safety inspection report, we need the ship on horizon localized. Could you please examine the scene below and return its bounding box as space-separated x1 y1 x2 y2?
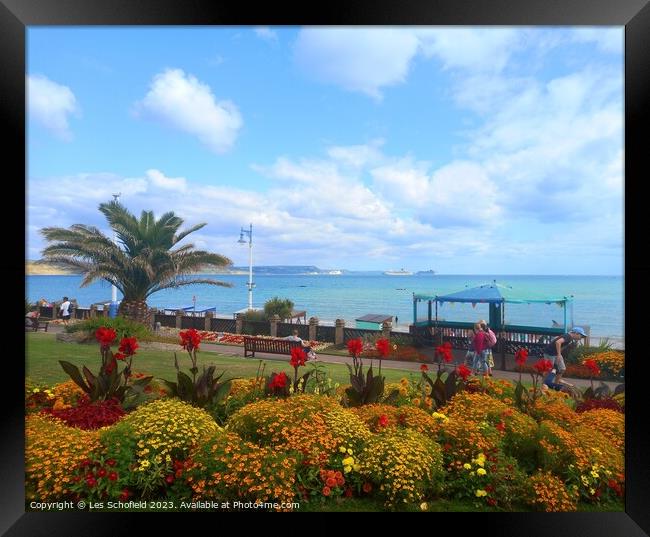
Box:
384 268 413 276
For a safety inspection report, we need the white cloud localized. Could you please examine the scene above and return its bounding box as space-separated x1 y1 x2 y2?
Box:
146 169 187 192
135 68 243 154
415 28 521 73
254 27 278 42
27 74 80 140
294 28 419 99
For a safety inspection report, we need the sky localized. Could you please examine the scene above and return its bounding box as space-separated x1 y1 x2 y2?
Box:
26 27 624 274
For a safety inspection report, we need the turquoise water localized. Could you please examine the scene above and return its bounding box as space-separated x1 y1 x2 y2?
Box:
26 274 623 339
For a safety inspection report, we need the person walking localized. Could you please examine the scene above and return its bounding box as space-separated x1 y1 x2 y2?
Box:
479 320 497 376
471 322 488 375
542 327 587 384
59 296 71 325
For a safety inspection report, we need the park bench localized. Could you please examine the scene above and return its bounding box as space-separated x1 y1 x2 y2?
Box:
243 336 302 358
25 318 49 332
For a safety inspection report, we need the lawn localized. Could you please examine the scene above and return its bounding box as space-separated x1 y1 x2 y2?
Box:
25 333 424 386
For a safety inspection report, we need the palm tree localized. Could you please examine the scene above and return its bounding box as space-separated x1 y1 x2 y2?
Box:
40 200 233 323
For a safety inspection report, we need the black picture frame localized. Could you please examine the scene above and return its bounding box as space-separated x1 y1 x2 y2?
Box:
5 0 647 533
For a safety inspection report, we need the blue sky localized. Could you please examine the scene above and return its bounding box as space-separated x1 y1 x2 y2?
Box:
26 27 623 274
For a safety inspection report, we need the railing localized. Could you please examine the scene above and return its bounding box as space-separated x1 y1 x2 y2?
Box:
277 322 309 339
211 318 237 333
242 320 270 336
317 325 336 342
180 316 205 330
343 327 382 341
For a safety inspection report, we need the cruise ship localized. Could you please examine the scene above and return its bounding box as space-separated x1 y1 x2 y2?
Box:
384 268 413 276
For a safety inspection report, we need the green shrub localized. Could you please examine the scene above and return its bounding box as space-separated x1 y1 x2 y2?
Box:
65 316 151 340
241 310 267 322
263 296 294 321
565 340 614 365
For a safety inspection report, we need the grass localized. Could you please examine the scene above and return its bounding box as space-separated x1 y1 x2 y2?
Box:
25 333 425 386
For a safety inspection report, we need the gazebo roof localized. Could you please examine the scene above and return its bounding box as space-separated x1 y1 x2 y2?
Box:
414 282 572 305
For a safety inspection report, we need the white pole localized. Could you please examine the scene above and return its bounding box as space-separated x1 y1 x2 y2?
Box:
111 193 121 306
248 223 253 310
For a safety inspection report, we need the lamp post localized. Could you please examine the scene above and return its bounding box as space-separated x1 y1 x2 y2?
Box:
238 223 255 311
109 193 121 318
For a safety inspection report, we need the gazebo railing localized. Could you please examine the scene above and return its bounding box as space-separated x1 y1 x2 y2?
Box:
410 320 566 369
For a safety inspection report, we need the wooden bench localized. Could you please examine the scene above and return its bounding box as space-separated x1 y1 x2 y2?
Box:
25 318 49 332
243 336 302 358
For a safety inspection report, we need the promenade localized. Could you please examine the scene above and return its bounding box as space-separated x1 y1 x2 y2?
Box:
46 323 623 390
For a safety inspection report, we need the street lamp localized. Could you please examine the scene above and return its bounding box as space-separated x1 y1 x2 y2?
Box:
109 193 121 318
237 223 255 311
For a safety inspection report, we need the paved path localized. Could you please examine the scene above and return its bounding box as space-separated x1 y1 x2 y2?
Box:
45 323 622 390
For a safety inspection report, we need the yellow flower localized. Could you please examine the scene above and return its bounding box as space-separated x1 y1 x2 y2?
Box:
477 468 487 476
343 466 352 474
347 448 353 455
463 463 472 470
339 446 347 453
589 488 596 495
342 456 355 466
32 388 40 393
470 471 475 476
353 464 361 472
475 489 487 497
420 502 428 511
591 471 599 479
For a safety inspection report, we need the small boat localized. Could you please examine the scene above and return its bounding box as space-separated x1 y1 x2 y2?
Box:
384 268 413 276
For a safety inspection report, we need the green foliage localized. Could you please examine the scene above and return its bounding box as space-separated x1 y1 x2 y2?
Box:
343 363 385 407
241 310 267 323
264 296 294 321
565 339 614 365
65 316 152 340
159 334 232 409
39 200 233 321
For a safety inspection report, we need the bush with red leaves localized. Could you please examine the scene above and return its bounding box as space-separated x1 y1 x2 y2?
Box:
575 397 623 413
41 396 126 429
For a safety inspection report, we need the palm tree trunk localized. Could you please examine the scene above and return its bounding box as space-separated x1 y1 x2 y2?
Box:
118 299 151 325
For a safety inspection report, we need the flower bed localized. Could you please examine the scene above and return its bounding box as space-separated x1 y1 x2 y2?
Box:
25 332 625 512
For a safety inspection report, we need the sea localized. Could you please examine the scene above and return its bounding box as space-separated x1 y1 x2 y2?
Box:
26 274 624 343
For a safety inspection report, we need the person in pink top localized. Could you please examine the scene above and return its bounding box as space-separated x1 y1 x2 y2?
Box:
471 322 488 375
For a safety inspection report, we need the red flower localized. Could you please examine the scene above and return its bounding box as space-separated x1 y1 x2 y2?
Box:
378 414 389 428
496 421 506 432
375 338 391 358
347 338 364 357
108 471 118 481
435 344 453 363
165 475 175 485
119 488 131 501
344 487 353 498
269 372 288 390
290 347 307 368
114 352 126 361
81 458 91 468
515 348 529 366
179 329 202 352
362 482 373 493
487 498 497 506
118 337 139 356
86 477 97 488
95 327 117 348
583 358 601 377
322 486 331 497
106 459 116 467
420 364 429 372
97 468 107 478
326 477 337 488
456 364 472 381
532 359 554 375
144 385 153 394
